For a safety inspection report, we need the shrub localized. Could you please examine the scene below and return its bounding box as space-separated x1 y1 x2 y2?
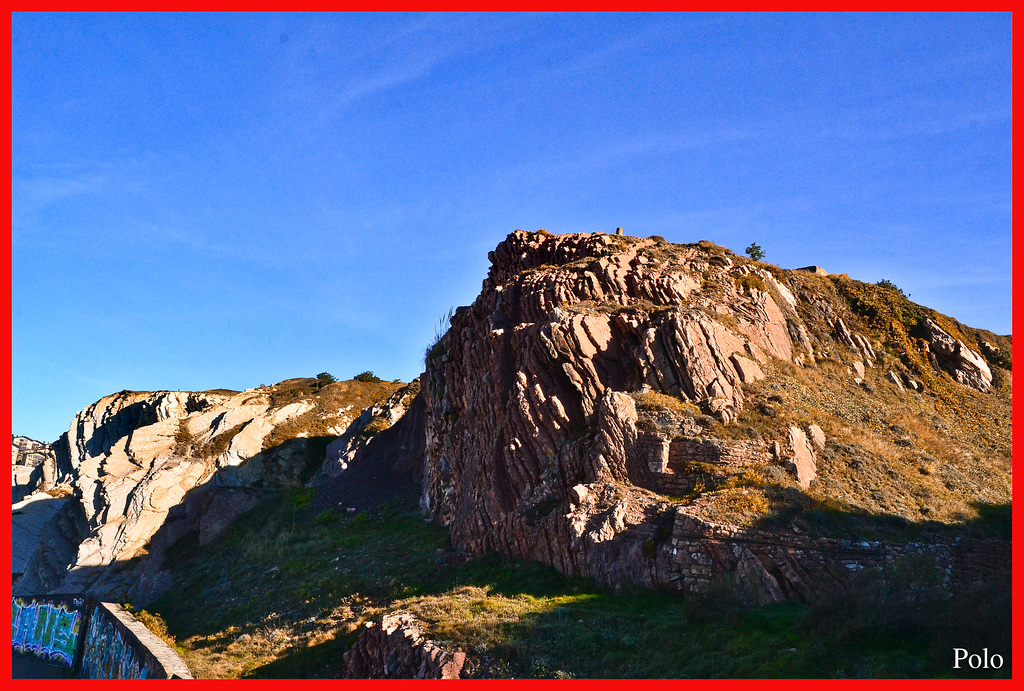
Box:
734 274 766 293
745 243 765 261
316 372 336 386
875 279 909 298
353 371 381 383
633 391 702 418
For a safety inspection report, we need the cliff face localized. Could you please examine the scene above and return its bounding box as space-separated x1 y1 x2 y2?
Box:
15 379 399 604
415 231 1011 601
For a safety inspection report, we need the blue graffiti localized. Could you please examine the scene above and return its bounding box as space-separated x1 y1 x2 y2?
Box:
79 608 149 680
11 598 82 667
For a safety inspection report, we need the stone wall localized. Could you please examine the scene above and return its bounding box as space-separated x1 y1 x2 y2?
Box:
657 510 1009 604
11 595 191 678
635 434 772 495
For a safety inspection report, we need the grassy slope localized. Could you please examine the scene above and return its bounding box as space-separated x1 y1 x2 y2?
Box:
140 494 1009 679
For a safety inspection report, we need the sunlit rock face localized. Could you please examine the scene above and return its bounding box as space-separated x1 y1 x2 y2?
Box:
15 387 324 602
413 230 1010 602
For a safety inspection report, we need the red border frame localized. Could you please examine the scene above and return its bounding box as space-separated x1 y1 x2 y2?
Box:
4 7 1018 685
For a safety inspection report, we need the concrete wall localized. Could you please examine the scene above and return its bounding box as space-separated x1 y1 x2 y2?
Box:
11 595 191 679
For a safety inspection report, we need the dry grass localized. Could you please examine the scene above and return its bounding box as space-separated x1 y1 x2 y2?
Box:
402 585 547 650
733 273 767 294
361 415 392 437
725 353 1011 526
262 379 404 450
632 391 701 418
693 487 771 526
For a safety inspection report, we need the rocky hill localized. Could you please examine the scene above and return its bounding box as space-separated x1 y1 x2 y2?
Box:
334 230 1011 604
14 229 1011 677
14 378 402 604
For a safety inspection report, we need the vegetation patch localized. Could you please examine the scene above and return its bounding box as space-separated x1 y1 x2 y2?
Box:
632 391 701 418
758 263 787 283
262 379 403 450
201 423 248 460
361 415 392 438
734 273 767 294
139 492 1009 679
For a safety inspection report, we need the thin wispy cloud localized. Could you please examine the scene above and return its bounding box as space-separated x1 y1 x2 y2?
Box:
486 125 760 200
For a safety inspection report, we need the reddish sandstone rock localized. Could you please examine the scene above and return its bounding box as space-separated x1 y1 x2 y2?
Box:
321 230 1009 606
344 612 466 679
420 231 815 594
786 426 817 488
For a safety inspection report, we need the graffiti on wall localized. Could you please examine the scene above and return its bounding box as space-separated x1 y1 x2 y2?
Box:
79 607 150 680
11 597 84 667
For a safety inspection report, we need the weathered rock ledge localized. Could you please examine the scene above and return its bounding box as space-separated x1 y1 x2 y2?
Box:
344 611 466 679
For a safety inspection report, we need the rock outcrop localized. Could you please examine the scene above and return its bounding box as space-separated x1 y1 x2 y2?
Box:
15 382 378 603
344 612 467 679
393 230 1011 603
416 232 818 595
316 380 424 484
310 380 427 512
921 318 993 392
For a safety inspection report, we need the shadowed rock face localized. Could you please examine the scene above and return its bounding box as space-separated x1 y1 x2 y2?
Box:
410 230 1009 602
15 387 334 602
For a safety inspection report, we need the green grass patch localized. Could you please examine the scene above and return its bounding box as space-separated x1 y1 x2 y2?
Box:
139 490 1009 679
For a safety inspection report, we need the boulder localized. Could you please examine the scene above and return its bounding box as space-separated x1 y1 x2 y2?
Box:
344 612 466 679
787 426 817 488
921 318 992 391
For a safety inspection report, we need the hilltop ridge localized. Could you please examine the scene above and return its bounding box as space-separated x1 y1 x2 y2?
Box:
407 230 1010 601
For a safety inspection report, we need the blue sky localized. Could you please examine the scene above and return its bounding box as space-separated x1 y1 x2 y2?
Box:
12 13 1012 442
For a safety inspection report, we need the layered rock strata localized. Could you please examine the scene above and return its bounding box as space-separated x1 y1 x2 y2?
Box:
344 612 467 679
16 386 353 602
409 230 1008 602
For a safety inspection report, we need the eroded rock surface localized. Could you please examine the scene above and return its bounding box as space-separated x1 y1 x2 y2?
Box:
15 385 365 603
344 612 467 679
402 230 1011 603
